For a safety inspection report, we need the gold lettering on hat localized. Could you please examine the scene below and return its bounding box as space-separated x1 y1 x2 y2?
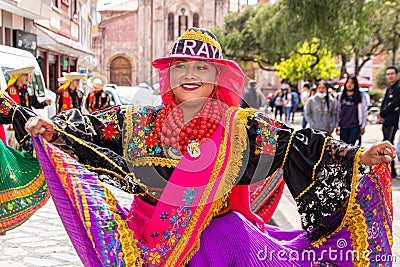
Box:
179 29 222 51
182 40 197 55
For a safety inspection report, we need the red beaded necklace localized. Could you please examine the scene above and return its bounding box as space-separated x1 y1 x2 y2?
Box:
154 99 222 156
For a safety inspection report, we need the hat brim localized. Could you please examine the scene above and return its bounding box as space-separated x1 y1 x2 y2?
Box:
6 66 35 76
64 74 85 80
88 75 107 88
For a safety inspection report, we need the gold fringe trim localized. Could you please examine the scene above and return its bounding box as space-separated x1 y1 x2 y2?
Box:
123 105 134 160
294 136 331 201
166 107 239 266
103 186 143 266
236 108 257 129
44 138 142 265
128 157 179 168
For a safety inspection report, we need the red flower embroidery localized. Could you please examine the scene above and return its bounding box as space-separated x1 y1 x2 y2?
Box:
145 133 158 148
102 124 117 140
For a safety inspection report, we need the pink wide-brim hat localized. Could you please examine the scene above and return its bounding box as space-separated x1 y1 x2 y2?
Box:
152 27 246 107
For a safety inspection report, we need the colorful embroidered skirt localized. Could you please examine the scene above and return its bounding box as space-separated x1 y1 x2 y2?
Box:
33 137 393 266
0 140 49 234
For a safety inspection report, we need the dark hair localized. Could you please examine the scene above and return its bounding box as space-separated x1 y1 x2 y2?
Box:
386 66 399 74
303 83 310 89
340 75 361 104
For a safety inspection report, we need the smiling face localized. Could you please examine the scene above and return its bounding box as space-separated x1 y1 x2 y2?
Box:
169 59 218 104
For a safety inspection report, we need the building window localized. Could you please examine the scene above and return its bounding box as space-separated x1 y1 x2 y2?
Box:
167 13 174 41
71 0 78 20
193 13 199 28
52 0 59 8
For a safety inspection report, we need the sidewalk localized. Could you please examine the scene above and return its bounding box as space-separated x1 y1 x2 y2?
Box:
270 111 400 263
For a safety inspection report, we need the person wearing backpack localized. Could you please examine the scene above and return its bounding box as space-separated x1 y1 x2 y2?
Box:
290 88 300 123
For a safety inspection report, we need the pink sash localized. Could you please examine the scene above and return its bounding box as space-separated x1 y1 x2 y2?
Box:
128 108 239 266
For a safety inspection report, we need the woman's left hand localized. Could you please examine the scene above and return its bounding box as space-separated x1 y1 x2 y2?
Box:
359 141 396 166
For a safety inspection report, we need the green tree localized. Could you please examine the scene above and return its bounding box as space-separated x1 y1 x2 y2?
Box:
274 39 340 84
281 0 400 77
214 3 306 70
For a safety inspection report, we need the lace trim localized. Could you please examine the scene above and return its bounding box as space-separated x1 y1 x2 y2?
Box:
311 149 369 267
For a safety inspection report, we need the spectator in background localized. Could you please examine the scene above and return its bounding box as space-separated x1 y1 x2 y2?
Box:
56 72 85 113
335 76 368 145
5 66 51 149
282 85 292 123
379 66 400 179
290 88 299 123
300 83 311 128
85 75 110 114
273 90 283 121
305 81 336 134
240 80 265 109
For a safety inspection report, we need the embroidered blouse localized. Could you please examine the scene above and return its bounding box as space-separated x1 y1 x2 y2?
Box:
1 103 360 242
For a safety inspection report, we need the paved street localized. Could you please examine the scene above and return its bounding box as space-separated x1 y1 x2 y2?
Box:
0 112 399 266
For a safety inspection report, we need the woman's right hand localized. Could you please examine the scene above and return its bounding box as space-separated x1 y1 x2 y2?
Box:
25 117 55 141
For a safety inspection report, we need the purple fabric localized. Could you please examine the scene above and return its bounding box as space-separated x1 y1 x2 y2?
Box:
33 137 103 267
189 168 393 267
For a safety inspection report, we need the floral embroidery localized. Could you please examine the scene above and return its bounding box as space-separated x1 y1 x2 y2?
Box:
159 212 169 221
125 106 164 159
0 97 14 116
102 124 118 140
148 252 161 264
150 232 159 238
138 193 194 266
95 107 122 141
182 187 197 205
253 113 280 155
